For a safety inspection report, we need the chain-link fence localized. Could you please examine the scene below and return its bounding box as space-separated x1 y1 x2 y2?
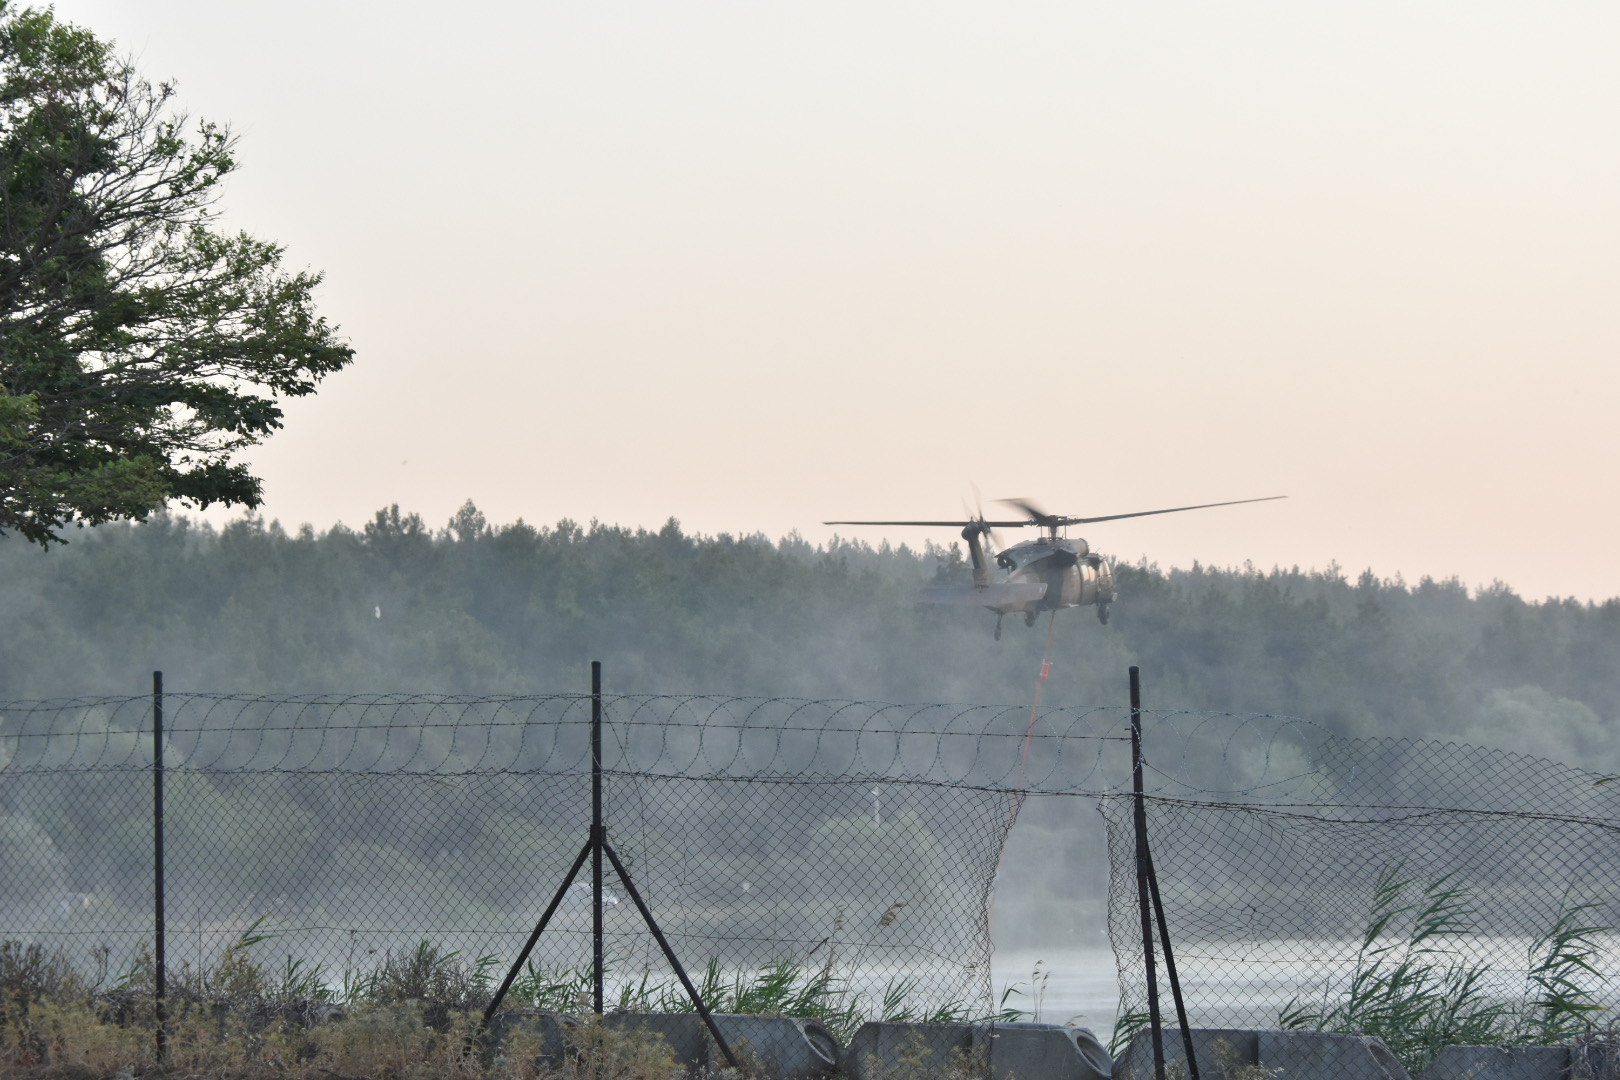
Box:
6 682 1620 1076
0 689 1128 1018
1099 715 1620 1078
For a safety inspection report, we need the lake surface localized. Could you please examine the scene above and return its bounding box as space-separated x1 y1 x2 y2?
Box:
992 933 1620 1056
992 946 1122 1044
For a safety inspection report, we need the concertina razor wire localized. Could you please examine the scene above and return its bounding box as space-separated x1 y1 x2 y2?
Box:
0 693 1129 1018
3 689 1619 1066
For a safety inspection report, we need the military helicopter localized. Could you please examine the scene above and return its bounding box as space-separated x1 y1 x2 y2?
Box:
826 495 1284 639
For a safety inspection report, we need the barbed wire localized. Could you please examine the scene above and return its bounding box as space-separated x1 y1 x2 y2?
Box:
1104 736 1620 1075
0 693 1359 799
8 688 1620 1049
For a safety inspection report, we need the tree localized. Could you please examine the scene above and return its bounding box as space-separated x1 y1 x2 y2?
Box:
0 3 352 545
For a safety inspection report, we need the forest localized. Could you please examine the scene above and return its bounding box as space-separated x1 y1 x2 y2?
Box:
1 501 1617 972
1 501 1614 766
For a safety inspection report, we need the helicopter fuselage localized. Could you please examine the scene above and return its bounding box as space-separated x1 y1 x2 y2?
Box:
825 491 1282 635
993 536 1115 613
931 526 1117 631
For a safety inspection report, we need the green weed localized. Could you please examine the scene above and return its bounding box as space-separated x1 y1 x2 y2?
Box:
1279 865 1611 1077
509 953 1023 1043
0 926 1027 1076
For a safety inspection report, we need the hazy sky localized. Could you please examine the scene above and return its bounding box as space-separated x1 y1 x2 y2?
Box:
53 1 1620 600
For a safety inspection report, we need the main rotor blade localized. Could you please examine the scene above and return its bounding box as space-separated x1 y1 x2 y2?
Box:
824 520 1034 528
827 495 1285 529
997 498 1054 525
1063 495 1287 525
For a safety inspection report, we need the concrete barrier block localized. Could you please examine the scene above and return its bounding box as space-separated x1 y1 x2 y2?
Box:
604 1012 709 1069
977 1022 1113 1080
1258 1030 1409 1080
710 1014 841 1079
841 1021 981 1080
602 1013 839 1078
483 1010 579 1070
1115 1027 1262 1080
1422 1046 1570 1080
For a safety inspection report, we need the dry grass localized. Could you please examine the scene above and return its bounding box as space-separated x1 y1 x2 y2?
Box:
1569 1023 1620 1080
853 1028 985 1080
1212 1038 1280 1080
0 997 692 1080
0 934 681 1080
0 930 1022 1079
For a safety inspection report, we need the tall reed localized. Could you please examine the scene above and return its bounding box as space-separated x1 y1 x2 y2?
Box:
1278 865 1610 1077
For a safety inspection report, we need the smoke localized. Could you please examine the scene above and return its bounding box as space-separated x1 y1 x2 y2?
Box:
3 502 1617 977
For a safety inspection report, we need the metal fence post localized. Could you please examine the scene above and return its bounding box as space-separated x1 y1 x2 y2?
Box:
1146 844 1201 1080
152 670 167 1063
481 660 736 1065
591 659 604 1016
1130 666 1165 1080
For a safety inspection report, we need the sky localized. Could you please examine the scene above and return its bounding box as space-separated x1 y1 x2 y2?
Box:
51 0 1620 601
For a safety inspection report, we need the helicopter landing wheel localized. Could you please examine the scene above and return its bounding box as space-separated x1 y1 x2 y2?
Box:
994 615 1003 641
1097 603 1111 625
1024 611 1038 628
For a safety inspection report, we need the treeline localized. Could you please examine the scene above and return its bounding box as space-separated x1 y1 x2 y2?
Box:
2 501 1617 766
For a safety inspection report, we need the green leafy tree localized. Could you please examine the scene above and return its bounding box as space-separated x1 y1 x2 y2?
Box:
0 812 66 909
0 3 352 544
807 809 946 908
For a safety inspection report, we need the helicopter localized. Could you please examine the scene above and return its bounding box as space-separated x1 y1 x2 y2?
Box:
826 495 1285 639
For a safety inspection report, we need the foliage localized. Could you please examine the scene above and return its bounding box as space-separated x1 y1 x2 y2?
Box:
1108 1007 1150 1056
1278 865 1611 1077
206 914 276 1000
510 954 1024 1043
1215 1037 1283 1080
0 935 1022 1077
1 996 145 1077
541 1016 680 1080
1517 896 1609 1044
3 505 1617 758
0 3 352 545
0 939 86 1016
362 941 499 1014
0 814 66 907
4 505 1620 996
306 1002 487 1080
806 810 945 906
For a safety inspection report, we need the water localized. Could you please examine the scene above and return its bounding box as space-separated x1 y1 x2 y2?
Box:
991 933 1620 1057
992 946 1121 1045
